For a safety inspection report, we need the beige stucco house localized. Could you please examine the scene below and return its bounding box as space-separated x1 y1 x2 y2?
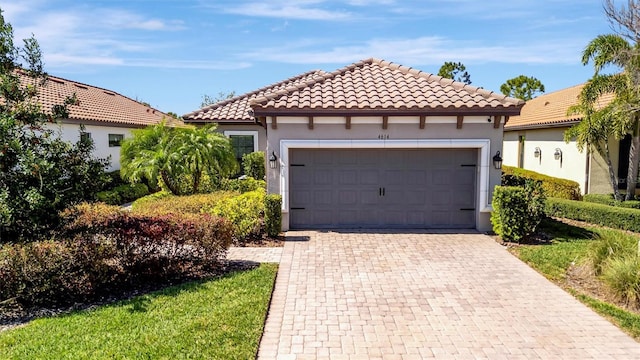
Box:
184 58 524 231
502 84 635 195
17 71 174 171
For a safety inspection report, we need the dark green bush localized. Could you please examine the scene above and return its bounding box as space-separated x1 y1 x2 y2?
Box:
242 151 266 180
220 176 266 193
96 183 149 205
491 181 545 242
546 198 640 233
265 194 282 237
502 165 581 200
209 189 265 243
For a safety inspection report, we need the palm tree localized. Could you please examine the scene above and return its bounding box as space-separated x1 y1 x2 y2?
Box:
176 125 237 193
579 32 640 200
120 122 184 195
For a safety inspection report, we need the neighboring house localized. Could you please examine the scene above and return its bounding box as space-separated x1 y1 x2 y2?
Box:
184 58 524 231
502 84 632 195
16 70 174 171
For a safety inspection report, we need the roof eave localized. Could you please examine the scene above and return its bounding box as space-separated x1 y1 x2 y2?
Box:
253 106 523 117
504 119 581 131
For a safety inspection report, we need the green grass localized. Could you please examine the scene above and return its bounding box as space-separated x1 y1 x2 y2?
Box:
0 263 278 359
571 291 640 339
511 219 594 281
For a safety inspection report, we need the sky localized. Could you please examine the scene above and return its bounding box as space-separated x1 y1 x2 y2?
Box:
1 0 615 116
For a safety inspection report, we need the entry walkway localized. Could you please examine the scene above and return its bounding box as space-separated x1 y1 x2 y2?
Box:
257 230 640 359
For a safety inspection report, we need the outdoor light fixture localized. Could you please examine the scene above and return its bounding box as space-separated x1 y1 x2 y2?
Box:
493 151 503 170
269 151 278 169
534 147 541 158
554 148 562 161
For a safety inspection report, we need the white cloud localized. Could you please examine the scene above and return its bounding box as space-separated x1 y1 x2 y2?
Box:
219 1 352 20
242 36 585 66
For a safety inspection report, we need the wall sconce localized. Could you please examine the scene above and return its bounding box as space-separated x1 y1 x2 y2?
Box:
534 147 541 158
493 151 503 170
554 148 562 161
269 151 278 169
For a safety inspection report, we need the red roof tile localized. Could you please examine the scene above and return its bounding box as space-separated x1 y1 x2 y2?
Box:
14 70 173 127
182 70 327 123
505 83 614 130
251 58 524 115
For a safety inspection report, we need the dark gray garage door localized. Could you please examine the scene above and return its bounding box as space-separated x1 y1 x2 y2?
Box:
289 149 477 229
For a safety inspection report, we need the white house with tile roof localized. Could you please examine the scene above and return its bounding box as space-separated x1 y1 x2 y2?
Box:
184 58 524 231
16 70 175 171
502 84 633 196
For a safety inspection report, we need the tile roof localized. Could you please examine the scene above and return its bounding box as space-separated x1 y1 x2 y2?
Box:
182 70 327 123
251 58 524 115
14 70 173 127
505 83 615 130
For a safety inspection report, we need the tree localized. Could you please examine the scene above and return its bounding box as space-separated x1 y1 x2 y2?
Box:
576 0 640 200
0 9 108 241
566 101 623 199
500 75 545 101
200 91 236 108
437 62 471 84
120 123 237 195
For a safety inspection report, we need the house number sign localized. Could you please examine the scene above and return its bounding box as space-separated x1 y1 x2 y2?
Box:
377 134 390 139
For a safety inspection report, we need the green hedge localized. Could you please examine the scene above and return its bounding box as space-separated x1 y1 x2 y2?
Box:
219 176 266 194
96 183 149 205
583 193 640 209
209 189 266 243
242 151 266 180
265 194 282 237
502 165 581 200
546 197 640 233
491 183 545 242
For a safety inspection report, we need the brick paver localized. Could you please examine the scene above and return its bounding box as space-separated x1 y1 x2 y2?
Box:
226 246 283 263
257 230 640 359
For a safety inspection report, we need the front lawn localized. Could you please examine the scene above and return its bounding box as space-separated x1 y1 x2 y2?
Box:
510 218 640 339
0 263 277 359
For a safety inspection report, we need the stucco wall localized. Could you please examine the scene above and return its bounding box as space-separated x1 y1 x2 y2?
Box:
265 115 505 232
45 122 133 171
503 127 588 193
588 139 622 195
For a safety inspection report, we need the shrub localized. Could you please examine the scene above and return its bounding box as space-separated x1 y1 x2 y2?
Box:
265 194 282 237
209 189 266 243
242 151 266 180
491 181 545 242
584 193 640 209
502 165 581 200
546 198 640 233
220 176 266 193
131 191 237 216
602 256 640 306
97 183 150 205
588 230 639 275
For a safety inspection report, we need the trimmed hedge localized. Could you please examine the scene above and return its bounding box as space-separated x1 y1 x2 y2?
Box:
132 191 238 215
502 165 581 200
265 194 282 237
96 183 149 205
583 193 640 209
546 197 640 233
242 151 266 180
208 189 266 243
0 203 233 308
491 183 545 242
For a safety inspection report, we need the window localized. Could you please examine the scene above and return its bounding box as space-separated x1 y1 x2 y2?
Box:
618 134 640 188
80 132 91 142
224 131 258 167
109 134 124 147
518 135 525 168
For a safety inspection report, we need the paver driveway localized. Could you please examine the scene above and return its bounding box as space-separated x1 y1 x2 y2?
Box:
257 230 640 359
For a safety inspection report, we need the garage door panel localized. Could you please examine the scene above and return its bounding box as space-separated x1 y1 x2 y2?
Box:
289 148 476 229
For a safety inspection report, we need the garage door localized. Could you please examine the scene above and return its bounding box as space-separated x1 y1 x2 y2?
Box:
289 149 477 229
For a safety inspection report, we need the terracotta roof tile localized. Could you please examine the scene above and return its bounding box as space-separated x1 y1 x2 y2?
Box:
505 83 615 130
13 70 173 127
182 70 327 123
251 58 524 114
